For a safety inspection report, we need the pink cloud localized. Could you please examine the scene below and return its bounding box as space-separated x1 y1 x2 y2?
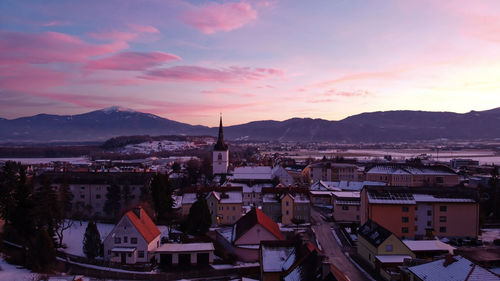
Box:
0 65 71 92
181 2 257 34
142 65 284 82
325 89 372 97
85 51 181 71
89 31 138 41
0 31 127 65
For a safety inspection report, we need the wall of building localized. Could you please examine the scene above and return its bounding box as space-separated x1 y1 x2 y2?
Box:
432 202 478 238
235 224 280 246
281 194 294 224
333 203 360 223
262 202 281 222
293 203 310 222
368 204 416 239
217 203 242 225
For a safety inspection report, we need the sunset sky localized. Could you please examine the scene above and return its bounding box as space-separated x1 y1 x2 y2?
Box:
1 0 500 126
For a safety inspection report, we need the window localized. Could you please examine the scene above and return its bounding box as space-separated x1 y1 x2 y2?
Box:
356 215 360 220
286 201 289 206
439 227 447 233
440 206 447 212
131 237 137 244
232 206 235 211
356 206 360 211
385 245 393 252
124 236 128 243
402 206 409 212
226 206 229 210
342 205 349 210
415 216 418 221
114 237 121 244
96 194 101 199
439 216 447 222
427 210 432 216
402 217 409 223
232 216 235 220
80 194 85 199
128 253 131 257
211 202 213 206
427 221 432 226
436 177 444 184
402 227 409 233
286 210 289 215
81 186 85 190
138 251 144 258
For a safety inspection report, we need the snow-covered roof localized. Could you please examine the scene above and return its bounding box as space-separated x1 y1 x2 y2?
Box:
367 165 456 176
181 193 197 205
263 193 280 203
232 166 273 180
331 191 360 199
207 191 243 204
310 180 341 191
408 256 499 281
334 200 360 206
293 194 310 203
309 191 334 196
413 194 475 203
155 243 214 252
262 245 296 272
375 255 413 263
403 240 455 253
367 190 416 205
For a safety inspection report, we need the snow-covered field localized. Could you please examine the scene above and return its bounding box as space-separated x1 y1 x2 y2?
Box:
61 220 115 257
121 140 197 154
0 255 38 281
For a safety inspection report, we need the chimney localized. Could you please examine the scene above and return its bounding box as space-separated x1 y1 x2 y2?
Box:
443 254 457 267
133 206 142 219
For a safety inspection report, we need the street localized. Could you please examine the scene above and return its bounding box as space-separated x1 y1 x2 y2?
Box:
311 208 369 281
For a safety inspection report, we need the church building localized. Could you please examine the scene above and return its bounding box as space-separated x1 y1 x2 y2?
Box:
213 115 229 175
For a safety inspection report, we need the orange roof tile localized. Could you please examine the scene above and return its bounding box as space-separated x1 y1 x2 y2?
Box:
125 207 160 244
255 208 284 240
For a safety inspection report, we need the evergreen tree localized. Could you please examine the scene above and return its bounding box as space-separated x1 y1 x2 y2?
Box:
83 220 102 259
184 196 211 235
150 173 174 222
185 158 201 185
33 177 59 244
104 183 122 218
29 228 56 272
172 162 181 172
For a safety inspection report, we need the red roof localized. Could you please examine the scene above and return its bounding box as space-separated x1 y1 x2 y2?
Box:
235 208 283 241
256 209 283 240
125 207 160 244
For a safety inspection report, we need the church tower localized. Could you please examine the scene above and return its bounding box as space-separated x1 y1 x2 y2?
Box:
213 114 229 175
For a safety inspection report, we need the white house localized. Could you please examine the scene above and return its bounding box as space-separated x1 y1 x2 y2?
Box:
103 206 161 264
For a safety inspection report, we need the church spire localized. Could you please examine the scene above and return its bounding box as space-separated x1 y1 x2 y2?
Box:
214 113 228 151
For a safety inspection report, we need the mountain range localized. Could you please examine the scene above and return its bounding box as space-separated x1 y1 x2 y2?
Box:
1 106 499 143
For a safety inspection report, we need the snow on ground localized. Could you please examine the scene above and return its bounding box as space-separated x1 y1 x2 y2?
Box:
0 255 39 281
61 220 115 257
211 262 259 270
122 140 197 154
480 228 500 243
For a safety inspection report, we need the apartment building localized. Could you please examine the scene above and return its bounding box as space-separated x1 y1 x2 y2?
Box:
206 190 243 225
365 165 459 187
360 186 479 239
306 162 358 182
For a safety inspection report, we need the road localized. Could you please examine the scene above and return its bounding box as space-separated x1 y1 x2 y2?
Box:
311 208 369 281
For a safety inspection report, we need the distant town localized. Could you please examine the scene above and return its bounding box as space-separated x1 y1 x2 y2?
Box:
0 116 499 281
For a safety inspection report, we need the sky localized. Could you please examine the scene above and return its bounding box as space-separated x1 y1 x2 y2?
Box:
1 0 500 126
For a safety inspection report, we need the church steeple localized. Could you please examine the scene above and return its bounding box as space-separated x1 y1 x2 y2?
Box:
214 114 228 151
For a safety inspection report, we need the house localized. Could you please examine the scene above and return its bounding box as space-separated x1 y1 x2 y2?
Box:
181 193 198 216
206 190 243 225
103 206 161 264
306 162 359 182
223 182 273 206
331 191 360 223
152 243 214 268
357 220 415 271
360 186 479 239
43 171 152 219
261 191 311 225
365 165 459 187
260 240 349 281
402 240 455 259
232 166 273 183
406 255 500 281
215 208 283 262
272 165 295 186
